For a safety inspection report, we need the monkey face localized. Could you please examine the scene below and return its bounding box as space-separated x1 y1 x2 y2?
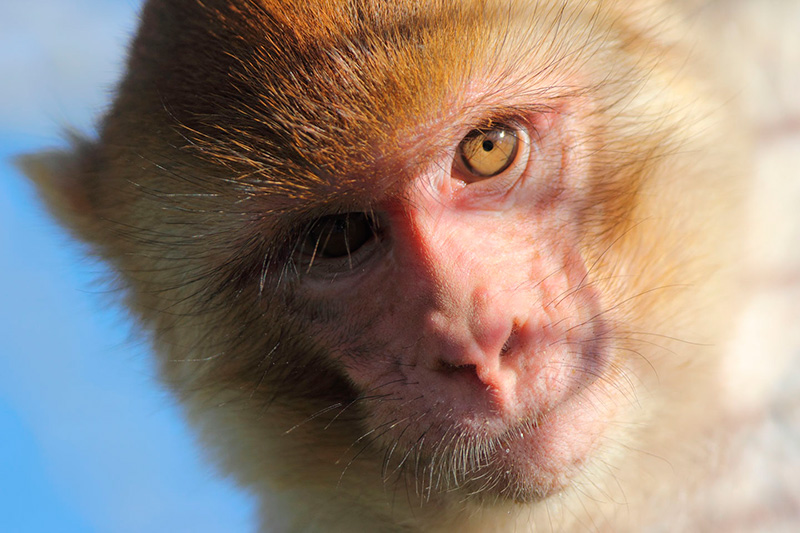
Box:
37 0 734 517
280 109 621 500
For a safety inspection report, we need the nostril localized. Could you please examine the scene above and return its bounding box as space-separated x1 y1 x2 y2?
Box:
436 360 479 376
500 337 512 355
500 323 520 356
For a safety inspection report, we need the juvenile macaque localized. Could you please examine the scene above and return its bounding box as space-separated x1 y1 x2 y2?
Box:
23 0 800 531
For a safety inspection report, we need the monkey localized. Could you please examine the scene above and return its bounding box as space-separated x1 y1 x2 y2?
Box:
20 0 800 531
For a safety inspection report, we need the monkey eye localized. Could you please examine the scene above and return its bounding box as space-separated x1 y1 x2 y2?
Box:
455 124 522 180
297 212 381 266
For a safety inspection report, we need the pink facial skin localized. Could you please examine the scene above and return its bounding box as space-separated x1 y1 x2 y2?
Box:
297 109 618 500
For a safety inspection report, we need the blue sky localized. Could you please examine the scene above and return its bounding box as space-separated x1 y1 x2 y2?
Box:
0 1 256 531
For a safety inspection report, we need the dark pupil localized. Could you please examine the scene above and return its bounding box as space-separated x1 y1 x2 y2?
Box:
303 212 374 259
482 139 495 152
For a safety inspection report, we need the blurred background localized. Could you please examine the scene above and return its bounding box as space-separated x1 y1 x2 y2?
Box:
0 1 257 531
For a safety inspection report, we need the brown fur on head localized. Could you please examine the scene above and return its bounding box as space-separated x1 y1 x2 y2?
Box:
25 0 742 531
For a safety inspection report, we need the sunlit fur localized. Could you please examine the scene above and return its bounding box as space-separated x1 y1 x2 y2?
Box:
23 0 750 531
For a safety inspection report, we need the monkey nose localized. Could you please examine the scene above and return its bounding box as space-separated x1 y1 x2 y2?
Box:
427 315 523 406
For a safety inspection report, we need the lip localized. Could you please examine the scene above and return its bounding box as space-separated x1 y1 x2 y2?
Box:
390 374 614 504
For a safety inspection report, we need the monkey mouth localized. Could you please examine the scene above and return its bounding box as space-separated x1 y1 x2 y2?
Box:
374 389 611 505
375 342 616 504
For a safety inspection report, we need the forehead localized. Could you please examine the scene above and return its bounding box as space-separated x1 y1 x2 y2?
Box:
122 0 581 209
198 2 490 156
